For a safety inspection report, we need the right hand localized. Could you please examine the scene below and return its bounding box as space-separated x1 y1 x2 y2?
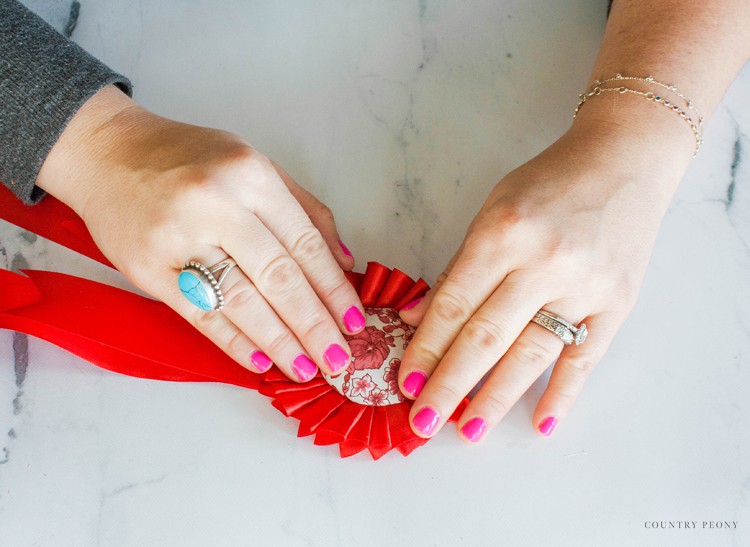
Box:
37 85 365 382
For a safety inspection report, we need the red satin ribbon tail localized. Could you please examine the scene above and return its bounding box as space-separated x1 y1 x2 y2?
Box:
0 269 44 311
0 185 112 267
0 269 262 390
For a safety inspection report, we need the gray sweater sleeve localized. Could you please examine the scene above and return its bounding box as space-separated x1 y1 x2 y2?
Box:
0 0 132 204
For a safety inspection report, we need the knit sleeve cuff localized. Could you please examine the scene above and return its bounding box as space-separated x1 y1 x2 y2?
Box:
1 0 133 204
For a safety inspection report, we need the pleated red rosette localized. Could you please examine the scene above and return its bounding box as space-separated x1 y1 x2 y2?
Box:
258 263 468 459
0 186 468 459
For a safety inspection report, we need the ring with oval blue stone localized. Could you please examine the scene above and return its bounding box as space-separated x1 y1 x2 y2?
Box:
178 259 237 311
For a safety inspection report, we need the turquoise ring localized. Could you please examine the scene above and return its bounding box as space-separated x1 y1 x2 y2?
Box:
178 259 236 311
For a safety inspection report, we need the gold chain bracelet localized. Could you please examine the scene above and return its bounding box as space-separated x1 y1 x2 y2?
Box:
573 74 704 158
594 73 704 134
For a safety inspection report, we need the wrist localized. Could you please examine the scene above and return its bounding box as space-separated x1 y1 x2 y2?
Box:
508 96 697 223
36 85 144 216
567 89 697 174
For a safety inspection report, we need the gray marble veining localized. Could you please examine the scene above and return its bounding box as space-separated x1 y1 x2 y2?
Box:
1 1 748 546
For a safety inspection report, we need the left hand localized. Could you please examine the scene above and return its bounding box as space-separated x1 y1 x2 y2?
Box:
397 119 687 441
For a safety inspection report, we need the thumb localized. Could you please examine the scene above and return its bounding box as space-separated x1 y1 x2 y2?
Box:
272 162 355 272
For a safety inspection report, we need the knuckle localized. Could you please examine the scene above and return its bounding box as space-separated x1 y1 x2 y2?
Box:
481 389 515 417
429 381 466 405
299 313 331 341
264 330 297 359
225 331 251 360
209 141 266 172
463 318 505 352
314 204 335 224
317 278 354 310
257 255 302 290
318 279 357 316
553 389 576 409
482 202 526 235
534 238 582 277
221 281 258 312
498 205 525 229
223 143 258 165
515 336 558 369
432 292 472 324
288 227 328 262
566 357 597 375
241 154 280 189
407 342 444 368
179 170 228 200
483 196 519 221
191 307 224 335
435 270 450 286
190 144 274 193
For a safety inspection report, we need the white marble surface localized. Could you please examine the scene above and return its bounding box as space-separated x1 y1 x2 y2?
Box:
2 1 749 545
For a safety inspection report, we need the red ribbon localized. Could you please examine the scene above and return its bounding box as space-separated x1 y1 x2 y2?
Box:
0 185 112 266
0 185 466 459
0 269 261 388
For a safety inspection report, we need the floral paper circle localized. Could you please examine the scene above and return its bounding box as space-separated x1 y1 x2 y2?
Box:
323 307 415 406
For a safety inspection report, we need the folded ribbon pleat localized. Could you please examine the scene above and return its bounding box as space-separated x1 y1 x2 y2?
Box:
358 262 392 307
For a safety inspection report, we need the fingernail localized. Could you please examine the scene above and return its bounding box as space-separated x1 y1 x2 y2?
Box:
339 240 353 258
400 297 423 311
250 350 273 373
460 417 488 443
323 343 350 373
343 306 365 333
292 354 317 382
402 370 427 398
538 416 558 436
412 407 440 436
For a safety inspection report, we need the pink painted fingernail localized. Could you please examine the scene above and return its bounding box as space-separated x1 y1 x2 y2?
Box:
292 354 317 382
323 343 350 373
250 351 273 373
402 370 427 398
339 240 353 258
412 407 440 436
538 416 558 436
343 306 365 333
460 417 488 443
400 297 423 311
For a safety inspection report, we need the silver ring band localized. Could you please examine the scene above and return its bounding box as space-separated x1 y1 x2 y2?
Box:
531 310 588 346
178 258 237 311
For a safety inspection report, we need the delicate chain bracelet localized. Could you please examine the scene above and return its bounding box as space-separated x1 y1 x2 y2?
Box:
594 73 704 134
573 74 704 158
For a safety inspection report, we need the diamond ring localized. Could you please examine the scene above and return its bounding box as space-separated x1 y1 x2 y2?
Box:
530 310 588 346
178 259 237 311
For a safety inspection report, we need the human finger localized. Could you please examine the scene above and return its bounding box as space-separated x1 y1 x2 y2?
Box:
157 265 277 374
167 248 328 381
406 273 548 438
398 245 509 399
272 162 355 271
219 215 353 378
531 312 622 436
253 169 365 336
453 318 567 442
